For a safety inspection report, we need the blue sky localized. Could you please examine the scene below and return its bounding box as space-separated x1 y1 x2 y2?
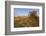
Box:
14 8 39 16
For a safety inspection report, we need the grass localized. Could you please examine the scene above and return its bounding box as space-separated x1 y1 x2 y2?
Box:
14 11 39 27
14 16 39 27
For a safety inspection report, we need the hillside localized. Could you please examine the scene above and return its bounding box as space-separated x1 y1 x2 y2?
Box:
14 11 39 27
14 16 39 27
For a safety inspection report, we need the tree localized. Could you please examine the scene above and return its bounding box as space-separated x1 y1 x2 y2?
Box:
29 11 37 17
28 10 39 27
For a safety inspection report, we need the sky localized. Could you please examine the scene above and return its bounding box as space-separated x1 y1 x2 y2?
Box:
14 8 39 16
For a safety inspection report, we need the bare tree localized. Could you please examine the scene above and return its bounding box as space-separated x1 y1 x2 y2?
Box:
28 10 39 27
29 11 37 16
